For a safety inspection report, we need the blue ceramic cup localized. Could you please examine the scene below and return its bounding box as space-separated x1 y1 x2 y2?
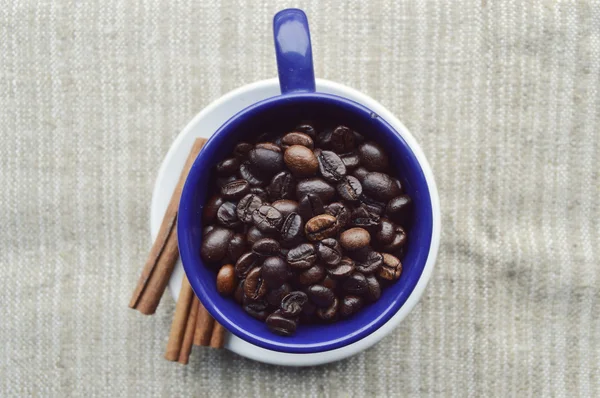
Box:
178 8 439 354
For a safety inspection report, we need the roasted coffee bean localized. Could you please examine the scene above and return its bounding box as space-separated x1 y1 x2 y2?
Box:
381 226 407 252
317 150 347 182
340 295 363 318
375 218 395 246
234 251 260 278
284 145 319 177
234 142 253 159
298 264 325 286
359 194 386 216
246 226 272 246
352 166 369 182
307 285 336 307
316 129 333 148
322 275 338 290
266 283 292 307
252 238 281 257
385 195 413 226
244 305 269 321
280 291 308 317
393 178 403 193
378 253 402 281
244 266 268 300
305 214 339 241
295 123 317 138
350 205 380 227
216 157 240 176
266 171 295 201
355 250 383 274
266 310 298 336
324 202 350 228
216 264 237 296
280 213 303 244
363 172 402 201
261 256 289 288
343 272 368 295
239 161 266 186
249 143 283 175
316 297 339 321
327 257 355 279
249 187 268 201
296 177 336 203
286 243 317 269
298 194 325 220
237 194 263 223
358 141 389 171
341 153 360 170
336 176 363 202
330 125 356 153
340 227 371 251
201 227 234 262
281 132 314 149
316 238 342 266
252 205 284 233
203 225 215 236
217 201 241 228
271 199 299 217
227 233 247 263
234 279 245 304
203 195 225 224
364 275 381 302
221 179 250 200
216 175 237 188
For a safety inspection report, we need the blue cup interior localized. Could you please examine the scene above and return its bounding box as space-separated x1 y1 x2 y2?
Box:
178 92 433 353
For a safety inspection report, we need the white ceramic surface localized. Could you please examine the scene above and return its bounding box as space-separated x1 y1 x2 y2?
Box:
151 78 441 366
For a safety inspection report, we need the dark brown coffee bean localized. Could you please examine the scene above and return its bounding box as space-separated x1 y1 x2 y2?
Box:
343 272 368 295
341 153 360 170
305 214 339 241
352 166 369 182
358 141 389 171
317 150 347 182
324 202 350 228
327 257 356 279
363 172 402 202
336 176 363 202
298 264 325 286
203 225 215 236
340 227 371 251
216 157 240 176
316 238 342 266
280 213 303 244
237 194 263 223
381 226 407 252
295 124 317 138
364 275 381 302
266 283 292 307
217 201 241 228
216 175 237 188
355 250 383 274
330 125 356 153
246 226 272 246
221 179 250 200
227 233 247 263
249 187 268 201
350 205 380 227
321 275 338 290
266 310 298 336
385 195 413 226
216 264 237 296
280 291 308 317
234 279 245 304
234 142 253 159
261 256 289 288
281 132 314 149
286 243 317 269
375 218 396 246
252 238 280 257
239 161 266 186
340 295 363 318
271 199 299 217
298 194 325 220
307 285 336 307
201 227 234 262
266 171 295 201
244 266 268 300
316 129 333 148
378 253 402 281
359 194 386 216
252 205 284 233
316 297 339 321
244 305 269 321
284 145 319 177
203 195 224 224
296 178 336 203
249 144 283 175
234 251 260 278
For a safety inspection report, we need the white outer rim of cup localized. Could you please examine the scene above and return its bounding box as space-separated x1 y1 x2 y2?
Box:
151 78 441 367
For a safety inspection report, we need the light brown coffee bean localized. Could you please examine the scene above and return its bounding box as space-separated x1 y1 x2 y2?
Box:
216 264 237 296
305 214 339 241
339 227 371 250
284 145 319 177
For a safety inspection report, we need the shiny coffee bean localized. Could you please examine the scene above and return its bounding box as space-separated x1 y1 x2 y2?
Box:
363 172 402 202
385 195 413 226
244 266 268 300
336 176 363 202
325 202 350 228
216 157 240 176
365 275 381 302
216 175 237 188
355 250 383 274
261 256 289 288
216 264 237 296
340 295 363 318
343 272 368 295
298 194 325 220
203 225 215 236
234 279 245 304
358 141 389 171
201 227 234 262
280 213 303 244
284 145 319 177
327 257 355 279
237 193 263 223
298 264 325 286
266 171 295 201
246 226 272 246
296 177 336 203
330 125 356 153
341 153 360 170
286 243 317 269
381 226 407 252
244 305 269 321
239 161 266 186
252 205 284 233
249 143 283 175
316 297 339 321
350 205 380 227
352 166 369 182
252 238 280 257
280 291 308 317
307 285 335 307
340 227 371 251
234 142 253 159
266 310 298 336
305 214 339 241
317 150 347 182
249 187 268 201
316 238 342 266
203 195 225 224
281 132 314 149
271 199 299 217
266 283 292 307
322 275 338 290
217 201 241 228
234 251 260 278
295 124 317 138
378 253 402 281
227 233 247 263
375 218 396 246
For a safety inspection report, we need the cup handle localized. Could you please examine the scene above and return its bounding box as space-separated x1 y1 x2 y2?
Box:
273 8 316 94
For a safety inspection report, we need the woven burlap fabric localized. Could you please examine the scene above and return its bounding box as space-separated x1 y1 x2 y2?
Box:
1 0 598 396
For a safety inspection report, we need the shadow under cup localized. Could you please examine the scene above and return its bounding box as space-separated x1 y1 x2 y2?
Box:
178 93 434 353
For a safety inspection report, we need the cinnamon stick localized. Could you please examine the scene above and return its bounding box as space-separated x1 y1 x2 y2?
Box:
165 275 195 361
129 137 207 315
209 321 226 349
193 300 215 346
177 295 199 364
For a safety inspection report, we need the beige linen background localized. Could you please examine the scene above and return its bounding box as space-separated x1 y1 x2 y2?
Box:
1 0 599 396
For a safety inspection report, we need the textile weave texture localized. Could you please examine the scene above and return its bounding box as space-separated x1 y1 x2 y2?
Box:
0 1 599 396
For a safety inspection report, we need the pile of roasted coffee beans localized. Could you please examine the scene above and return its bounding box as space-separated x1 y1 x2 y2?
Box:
200 124 412 336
